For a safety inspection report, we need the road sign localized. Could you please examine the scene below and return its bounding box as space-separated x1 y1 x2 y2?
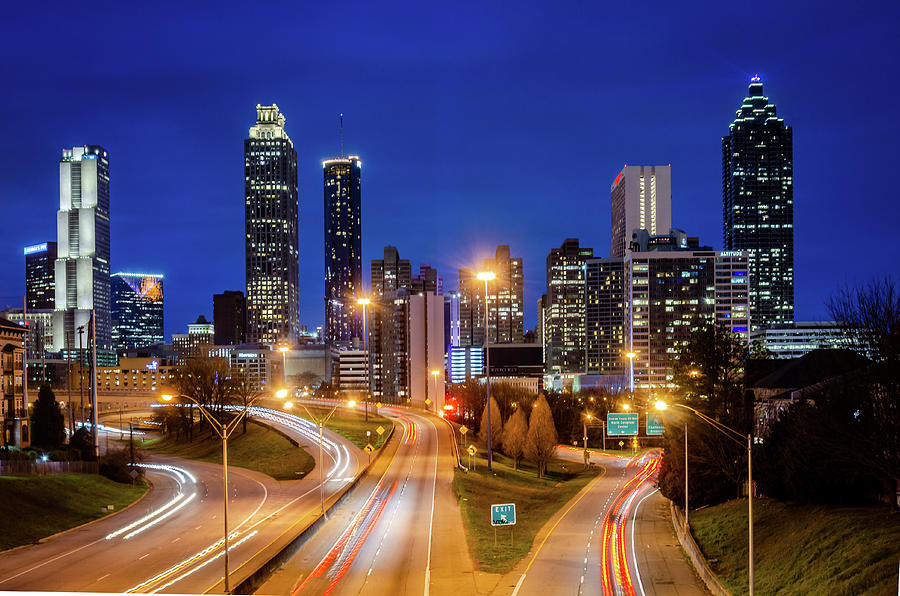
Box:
619 440 624 447
491 503 516 526
376 425 385 436
467 445 477 456
376 402 382 409
607 413 639 436
364 444 374 453
129 469 139 479
425 398 432 406
459 425 468 435
646 412 665 435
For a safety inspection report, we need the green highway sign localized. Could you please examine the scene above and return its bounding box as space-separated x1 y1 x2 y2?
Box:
607 413 639 436
491 503 516 526
647 412 665 436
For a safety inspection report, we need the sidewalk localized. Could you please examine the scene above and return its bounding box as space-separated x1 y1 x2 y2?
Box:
632 491 709 595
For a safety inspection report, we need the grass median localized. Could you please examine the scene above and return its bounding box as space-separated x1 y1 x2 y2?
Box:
142 420 315 481
294 404 394 450
691 497 900 595
453 450 601 574
0 474 147 551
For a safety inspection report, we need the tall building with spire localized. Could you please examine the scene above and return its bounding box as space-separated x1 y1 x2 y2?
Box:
323 152 362 347
51 145 112 354
723 77 794 329
244 104 300 346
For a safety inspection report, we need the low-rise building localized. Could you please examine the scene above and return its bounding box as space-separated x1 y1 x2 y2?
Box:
0 318 29 446
96 357 178 393
750 322 845 359
173 316 214 363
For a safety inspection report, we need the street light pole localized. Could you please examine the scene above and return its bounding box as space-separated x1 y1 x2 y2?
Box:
477 271 495 471
684 421 689 530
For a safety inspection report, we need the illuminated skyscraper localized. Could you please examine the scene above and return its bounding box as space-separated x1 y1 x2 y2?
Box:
323 155 362 346
24 241 57 310
610 165 671 259
51 145 112 354
458 245 524 346
723 76 794 329
111 272 164 349
244 104 300 346
544 238 593 373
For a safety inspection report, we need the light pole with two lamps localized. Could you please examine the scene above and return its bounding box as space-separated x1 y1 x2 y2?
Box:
655 399 754 596
278 389 356 517
160 390 278 594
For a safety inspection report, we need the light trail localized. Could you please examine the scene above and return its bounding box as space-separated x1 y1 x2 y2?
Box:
105 463 197 541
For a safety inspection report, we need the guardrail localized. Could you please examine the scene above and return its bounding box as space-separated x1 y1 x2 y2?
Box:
670 500 731 596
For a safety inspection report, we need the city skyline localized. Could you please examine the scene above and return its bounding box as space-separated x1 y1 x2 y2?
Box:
2 2 898 340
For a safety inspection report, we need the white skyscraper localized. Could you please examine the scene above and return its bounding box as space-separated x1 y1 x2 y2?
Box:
51 146 112 354
610 165 671 258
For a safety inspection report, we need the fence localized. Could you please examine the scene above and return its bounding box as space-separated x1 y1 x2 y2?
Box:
0 460 99 476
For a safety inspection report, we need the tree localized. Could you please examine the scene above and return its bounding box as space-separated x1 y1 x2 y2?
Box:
525 394 558 477
290 371 320 390
30 385 65 449
171 357 235 439
501 406 528 470
671 323 747 418
230 368 262 434
479 396 503 465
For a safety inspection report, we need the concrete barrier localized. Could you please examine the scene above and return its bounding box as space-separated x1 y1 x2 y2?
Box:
669 500 731 596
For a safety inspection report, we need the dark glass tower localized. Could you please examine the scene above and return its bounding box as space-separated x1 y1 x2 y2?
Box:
213 290 246 345
24 241 57 310
111 272 164 349
323 155 362 346
723 77 794 329
244 104 300 346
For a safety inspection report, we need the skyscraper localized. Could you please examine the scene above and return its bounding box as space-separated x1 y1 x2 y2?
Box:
244 104 300 346
213 290 246 346
723 76 794 329
111 272 164 349
371 246 411 297
544 239 593 373
323 155 362 346
51 145 112 354
610 165 671 258
24 241 57 310
458 246 524 346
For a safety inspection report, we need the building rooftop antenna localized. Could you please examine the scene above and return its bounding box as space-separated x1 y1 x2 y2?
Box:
340 113 344 158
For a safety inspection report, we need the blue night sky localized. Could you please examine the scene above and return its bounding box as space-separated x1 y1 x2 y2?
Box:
1 1 898 340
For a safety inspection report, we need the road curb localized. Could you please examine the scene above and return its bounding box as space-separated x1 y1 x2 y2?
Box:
218 421 399 594
669 500 731 596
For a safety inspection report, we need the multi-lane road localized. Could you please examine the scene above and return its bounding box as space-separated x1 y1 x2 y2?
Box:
0 407 363 594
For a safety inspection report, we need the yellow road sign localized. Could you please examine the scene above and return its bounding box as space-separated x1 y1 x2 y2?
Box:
459 425 468 435
376 402 382 409
364 444 374 453
467 445 477 456
425 398 432 405
376 425 385 436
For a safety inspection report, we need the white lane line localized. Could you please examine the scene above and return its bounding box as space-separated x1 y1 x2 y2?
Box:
424 414 438 596
630 488 658 596
97 573 111 582
510 573 527 596
139 553 150 560
171 538 180 543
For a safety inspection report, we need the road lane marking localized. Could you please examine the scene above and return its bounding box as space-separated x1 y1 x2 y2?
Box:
97 573 111 581
139 553 150 560
630 488 658 596
424 414 438 596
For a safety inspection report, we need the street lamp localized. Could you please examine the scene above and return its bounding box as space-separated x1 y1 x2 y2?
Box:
430 369 441 411
357 297 371 421
279 346 290 386
160 390 280 594
283 397 357 517
655 400 754 596
622 402 631 411
476 270 495 470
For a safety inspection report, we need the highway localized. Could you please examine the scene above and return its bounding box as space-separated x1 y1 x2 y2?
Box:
511 448 697 596
262 406 461 596
0 406 363 594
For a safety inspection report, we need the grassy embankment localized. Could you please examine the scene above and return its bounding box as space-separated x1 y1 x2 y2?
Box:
691 497 900 596
294 404 394 450
0 475 147 551
143 421 315 481
453 449 601 574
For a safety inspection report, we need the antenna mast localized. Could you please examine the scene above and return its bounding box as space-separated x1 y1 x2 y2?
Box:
340 113 344 157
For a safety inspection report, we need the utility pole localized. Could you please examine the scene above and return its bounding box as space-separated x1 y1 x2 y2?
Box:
90 311 99 460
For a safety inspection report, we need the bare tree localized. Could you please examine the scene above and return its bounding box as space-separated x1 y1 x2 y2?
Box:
525 394 558 478
231 368 262 434
501 406 528 470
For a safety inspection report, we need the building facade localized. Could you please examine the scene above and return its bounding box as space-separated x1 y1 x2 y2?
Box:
723 77 794 329
0 319 28 447
172 316 214 363
111 272 164 350
96 357 176 393
749 322 845 359
544 239 594 373
610 165 671 259
244 104 300 346
584 257 626 375
323 155 362 346
371 246 411 297
25 242 57 310
457 245 524 346
52 145 112 354
213 290 246 346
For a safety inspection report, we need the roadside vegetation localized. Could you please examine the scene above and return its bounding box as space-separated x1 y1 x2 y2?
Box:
691 497 900 596
294 404 394 450
142 421 314 481
454 449 599 573
0 474 147 551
